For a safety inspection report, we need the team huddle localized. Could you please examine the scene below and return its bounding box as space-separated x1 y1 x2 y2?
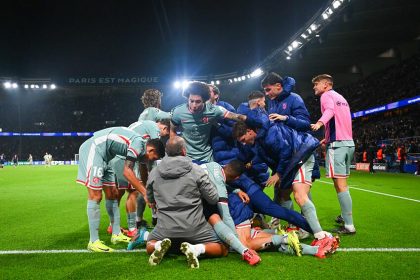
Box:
76 72 356 268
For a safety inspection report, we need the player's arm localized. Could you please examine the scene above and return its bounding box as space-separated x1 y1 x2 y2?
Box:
123 158 147 198
311 95 334 131
225 111 247 122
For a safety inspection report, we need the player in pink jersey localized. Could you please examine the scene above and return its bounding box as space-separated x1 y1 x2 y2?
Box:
310 74 356 235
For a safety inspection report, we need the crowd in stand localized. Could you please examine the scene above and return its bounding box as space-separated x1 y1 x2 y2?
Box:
0 55 418 163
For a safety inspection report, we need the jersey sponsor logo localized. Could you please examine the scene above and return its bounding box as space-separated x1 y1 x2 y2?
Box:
336 101 348 106
92 177 100 184
282 103 287 110
202 117 209 123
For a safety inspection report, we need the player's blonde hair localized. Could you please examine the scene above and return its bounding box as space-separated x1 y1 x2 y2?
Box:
312 74 333 86
141 89 162 108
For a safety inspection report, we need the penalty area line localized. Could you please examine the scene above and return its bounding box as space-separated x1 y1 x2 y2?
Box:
1 248 420 255
318 180 420 203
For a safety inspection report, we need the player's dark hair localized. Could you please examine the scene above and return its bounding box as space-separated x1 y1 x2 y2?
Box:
248 91 265 100
157 118 170 129
232 121 250 139
182 81 211 101
261 72 283 87
224 159 246 178
147 138 165 158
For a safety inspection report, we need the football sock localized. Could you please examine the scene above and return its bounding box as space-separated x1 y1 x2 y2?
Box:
280 200 294 210
87 200 100 242
271 234 287 246
301 200 323 234
154 240 162 250
105 199 121 235
191 244 205 256
136 195 146 222
217 202 237 234
302 244 318 255
214 221 248 254
127 212 137 231
278 243 316 256
337 190 355 228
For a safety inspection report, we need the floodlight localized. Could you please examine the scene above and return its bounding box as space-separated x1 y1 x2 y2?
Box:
292 41 300 48
4 82 11 89
50 84 56 89
332 1 341 9
181 80 189 89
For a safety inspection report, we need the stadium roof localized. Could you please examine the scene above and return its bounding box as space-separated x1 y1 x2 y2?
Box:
269 0 420 95
1 0 419 94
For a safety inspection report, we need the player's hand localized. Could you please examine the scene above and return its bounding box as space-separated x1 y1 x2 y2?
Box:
266 173 280 188
311 121 323 131
269 113 287 121
237 191 250 204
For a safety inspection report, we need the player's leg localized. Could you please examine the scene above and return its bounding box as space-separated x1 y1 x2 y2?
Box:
178 222 229 269
293 155 330 239
208 213 260 265
331 146 356 234
125 189 138 236
248 189 313 233
103 174 131 244
136 193 148 228
77 141 114 252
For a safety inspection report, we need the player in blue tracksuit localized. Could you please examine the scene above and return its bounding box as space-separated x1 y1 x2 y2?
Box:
262 73 319 220
208 84 239 166
223 91 313 233
233 115 336 240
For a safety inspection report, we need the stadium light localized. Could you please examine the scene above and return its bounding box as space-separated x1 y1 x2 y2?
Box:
173 81 181 89
181 80 189 90
286 56 291 60
210 81 215 85
332 0 342 9
30 84 35 89
251 68 263 77
292 41 301 48
50 84 56 89
216 80 220 85
42 84 48 89
24 84 29 89
12 83 18 89
3 82 12 89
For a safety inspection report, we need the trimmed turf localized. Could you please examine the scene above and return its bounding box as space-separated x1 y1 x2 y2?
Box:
0 165 419 279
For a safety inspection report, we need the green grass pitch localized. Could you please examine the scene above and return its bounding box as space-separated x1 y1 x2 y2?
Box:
0 165 419 279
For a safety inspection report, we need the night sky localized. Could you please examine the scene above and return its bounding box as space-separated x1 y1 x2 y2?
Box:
1 0 328 79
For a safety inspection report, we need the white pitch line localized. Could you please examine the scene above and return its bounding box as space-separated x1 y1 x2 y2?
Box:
318 180 420 203
0 249 146 255
0 248 419 255
338 248 420 252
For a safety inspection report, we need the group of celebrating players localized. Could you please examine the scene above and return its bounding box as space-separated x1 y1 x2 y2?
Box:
76 72 356 268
